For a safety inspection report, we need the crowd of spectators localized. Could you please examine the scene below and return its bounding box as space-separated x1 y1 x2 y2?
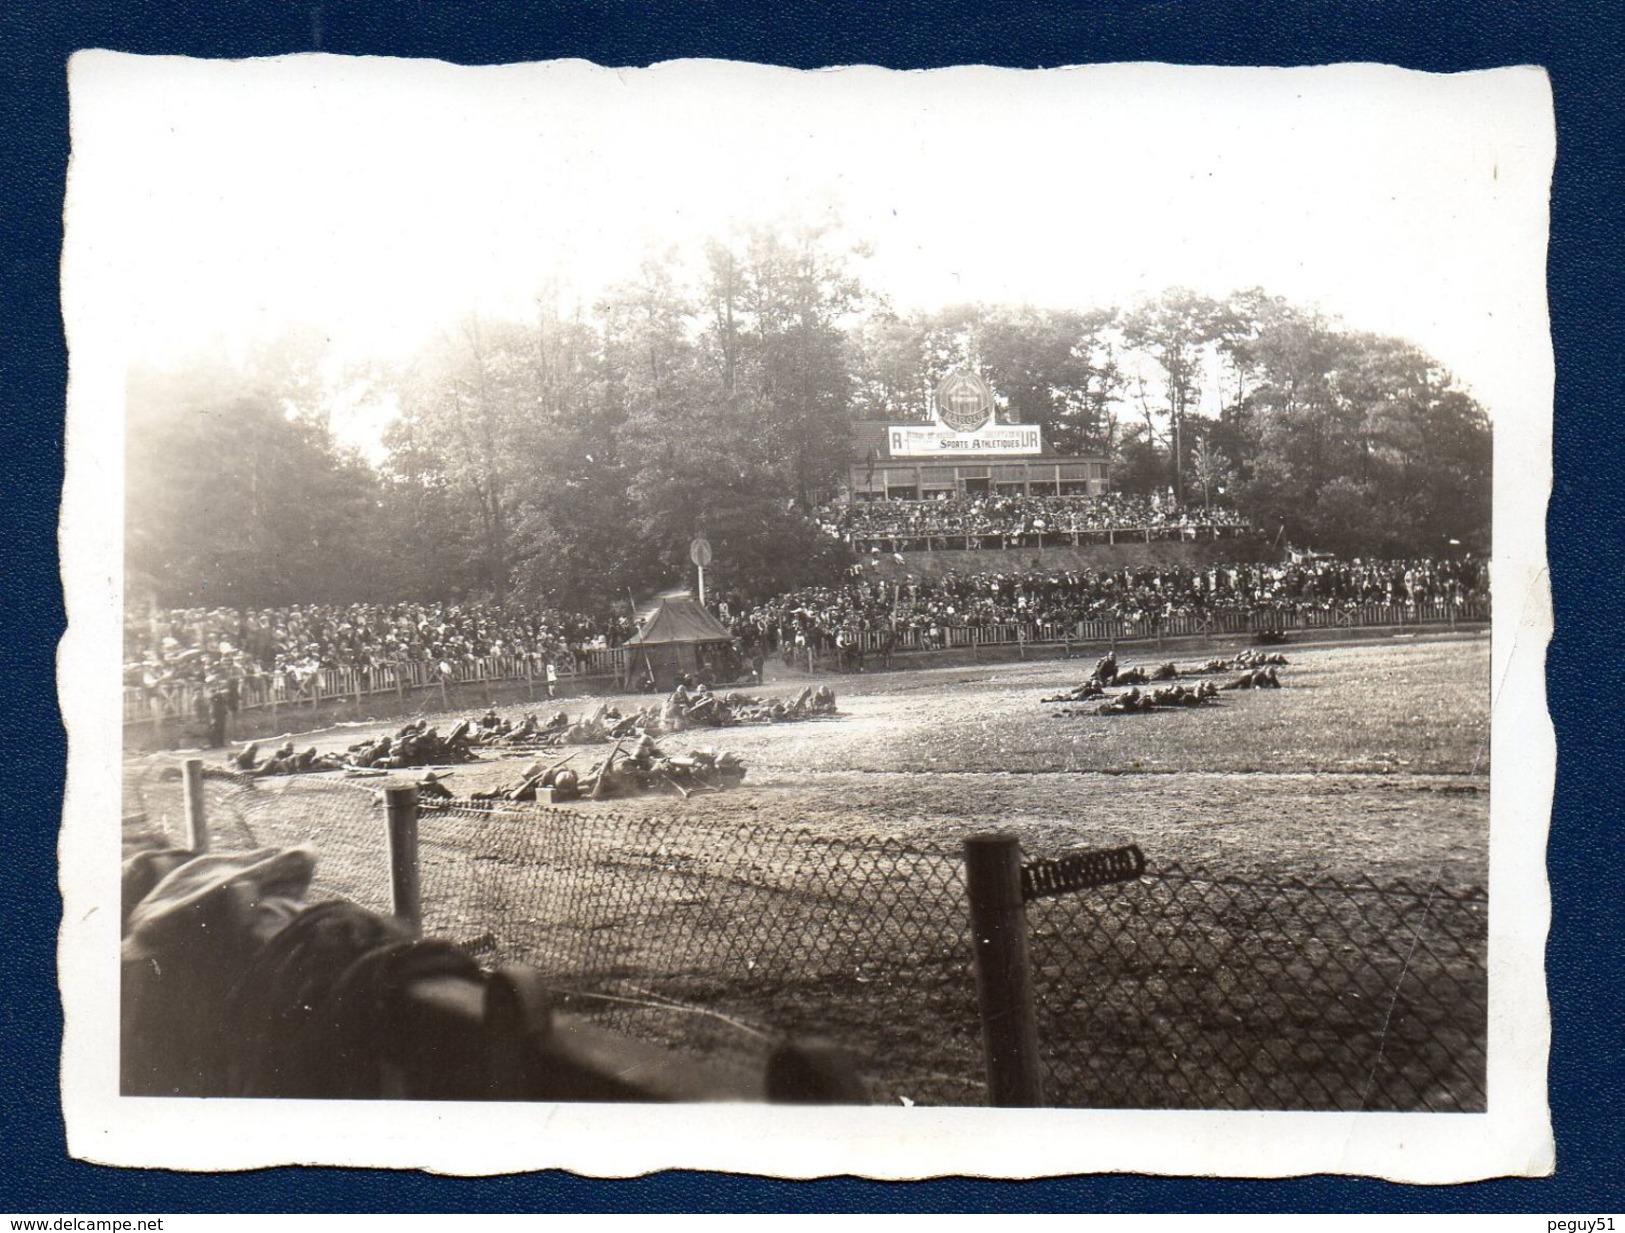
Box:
815 493 1252 543
123 602 636 697
729 556 1489 653
126 555 1487 708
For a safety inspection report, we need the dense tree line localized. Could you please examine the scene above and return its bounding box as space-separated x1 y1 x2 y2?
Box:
126 225 1492 609
848 289 1491 557
126 351 385 609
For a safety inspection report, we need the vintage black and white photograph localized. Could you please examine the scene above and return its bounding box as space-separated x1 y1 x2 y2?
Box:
60 55 1554 1179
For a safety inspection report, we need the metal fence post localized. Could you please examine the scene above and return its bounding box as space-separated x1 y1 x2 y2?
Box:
963 833 1044 1106
182 757 209 853
385 784 422 931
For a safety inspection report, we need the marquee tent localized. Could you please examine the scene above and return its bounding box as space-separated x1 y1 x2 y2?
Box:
623 593 740 691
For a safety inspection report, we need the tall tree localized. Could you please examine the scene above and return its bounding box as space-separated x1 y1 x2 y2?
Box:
589 255 718 603
1120 289 1225 501
387 320 526 600
848 309 929 422
977 305 1125 454
1219 305 1492 555
384 304 601 602
601 243 852 600
703 222 863 506
126 352 380 607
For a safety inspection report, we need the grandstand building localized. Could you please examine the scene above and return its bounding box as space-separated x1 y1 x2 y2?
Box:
843 369 1110 500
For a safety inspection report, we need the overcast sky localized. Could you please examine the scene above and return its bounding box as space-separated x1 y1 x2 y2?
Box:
68 54 1553 429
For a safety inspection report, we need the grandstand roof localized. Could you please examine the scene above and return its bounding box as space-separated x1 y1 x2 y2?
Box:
626 594 735 647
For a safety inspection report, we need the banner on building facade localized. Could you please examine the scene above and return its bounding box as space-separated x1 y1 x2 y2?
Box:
886 423 1043 456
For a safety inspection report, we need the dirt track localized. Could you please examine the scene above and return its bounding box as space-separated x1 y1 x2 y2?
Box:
181 630 1490 885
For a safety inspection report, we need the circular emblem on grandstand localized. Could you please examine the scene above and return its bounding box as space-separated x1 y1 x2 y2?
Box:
935 370 995 433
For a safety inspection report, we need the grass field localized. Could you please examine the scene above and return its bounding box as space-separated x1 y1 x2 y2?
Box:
126 630 1491 1108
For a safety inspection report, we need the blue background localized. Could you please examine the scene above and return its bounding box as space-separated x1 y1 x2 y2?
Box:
3 0 1619 1214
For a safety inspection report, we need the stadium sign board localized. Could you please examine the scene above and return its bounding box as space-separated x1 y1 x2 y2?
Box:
881 367 1043 456
886 424 1043 456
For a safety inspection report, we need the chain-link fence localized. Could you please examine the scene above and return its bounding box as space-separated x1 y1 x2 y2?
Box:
404 800 981 1106
124 759 394 914
122 757 1487 1110
123 756 981 1105
1024 863 1487 1112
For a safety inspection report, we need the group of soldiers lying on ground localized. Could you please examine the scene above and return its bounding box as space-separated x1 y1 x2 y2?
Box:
554 682 839 740
220 680 835 795
1043 649 1289 716
419 734 748 804
224 720 749 804
421 682 839 749
225 719 486 776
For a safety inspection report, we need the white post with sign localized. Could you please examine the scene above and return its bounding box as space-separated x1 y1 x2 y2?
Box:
690 534 712 606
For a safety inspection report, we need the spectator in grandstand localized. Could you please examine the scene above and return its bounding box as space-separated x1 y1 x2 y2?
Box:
814 492 1253 546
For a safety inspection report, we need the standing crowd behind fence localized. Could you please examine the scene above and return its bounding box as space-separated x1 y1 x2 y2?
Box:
729 555 1488 656
126 760 1487 1111
123 600 635 722
125 558 1488 731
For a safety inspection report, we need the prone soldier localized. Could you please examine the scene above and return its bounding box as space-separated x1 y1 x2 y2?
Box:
417 770 455 800
259 740 298 774
1091 651 1118 686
